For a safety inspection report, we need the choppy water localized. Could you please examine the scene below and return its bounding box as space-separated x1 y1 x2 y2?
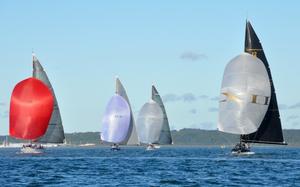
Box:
0 146 300 186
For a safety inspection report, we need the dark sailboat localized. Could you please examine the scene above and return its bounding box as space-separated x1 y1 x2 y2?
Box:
218 21 286 154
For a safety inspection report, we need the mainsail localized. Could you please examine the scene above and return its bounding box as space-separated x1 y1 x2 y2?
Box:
10 78 53 140
115 78 139 145
151 86 172 144
136 100 164 144
32 54 65 143
241 21 285 144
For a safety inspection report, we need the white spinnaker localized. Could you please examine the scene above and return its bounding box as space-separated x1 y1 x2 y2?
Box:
136 100 164 144
218 53 271 135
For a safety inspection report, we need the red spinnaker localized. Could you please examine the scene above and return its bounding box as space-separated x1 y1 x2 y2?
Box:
9 78 54 140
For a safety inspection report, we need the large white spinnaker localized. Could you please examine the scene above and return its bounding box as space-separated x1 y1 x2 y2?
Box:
136 100 164 144
218 53 271 135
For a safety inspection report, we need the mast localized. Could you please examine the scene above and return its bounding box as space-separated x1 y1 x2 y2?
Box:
32 54 65 143
241 21 286 145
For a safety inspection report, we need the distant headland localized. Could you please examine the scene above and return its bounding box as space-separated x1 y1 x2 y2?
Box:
2 129 300 146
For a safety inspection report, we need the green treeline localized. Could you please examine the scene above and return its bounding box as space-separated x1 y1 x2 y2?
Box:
1 129 299 146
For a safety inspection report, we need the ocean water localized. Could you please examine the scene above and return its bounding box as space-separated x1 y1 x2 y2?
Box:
0 146 300 186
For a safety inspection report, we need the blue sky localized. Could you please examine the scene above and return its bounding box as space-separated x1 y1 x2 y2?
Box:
0 1 299 134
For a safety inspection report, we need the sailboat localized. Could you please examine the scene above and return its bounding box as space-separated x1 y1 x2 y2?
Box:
10 78 53 154
218 21 287 154
1 136 9 147
32 54 65 145
101 77 138 150
136 85 172 150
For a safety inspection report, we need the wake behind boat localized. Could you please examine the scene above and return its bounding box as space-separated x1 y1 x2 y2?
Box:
218 21 287 155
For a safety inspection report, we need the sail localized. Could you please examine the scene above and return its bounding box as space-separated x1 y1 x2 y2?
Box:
241 21 285 144
101 95 131 143
32 54 65 143
151 85 172 144
115 78 139 145
218 53 271 134
9 78 54 140
136 100 164 144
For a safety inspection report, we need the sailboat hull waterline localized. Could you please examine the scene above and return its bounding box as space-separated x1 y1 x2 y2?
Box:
20 145 44 154
146 144 161 151
231 151 255 156
218 21 286 154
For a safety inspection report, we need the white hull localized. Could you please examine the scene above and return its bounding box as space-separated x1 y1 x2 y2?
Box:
231 151 255 155
146 144 160 151
111 145 120 151
146 146 155 151
20 147 43 154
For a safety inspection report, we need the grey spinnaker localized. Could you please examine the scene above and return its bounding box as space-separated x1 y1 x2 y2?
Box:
151 86 172 144
32 54 65 143
136 100 164 144
218 53 271 135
